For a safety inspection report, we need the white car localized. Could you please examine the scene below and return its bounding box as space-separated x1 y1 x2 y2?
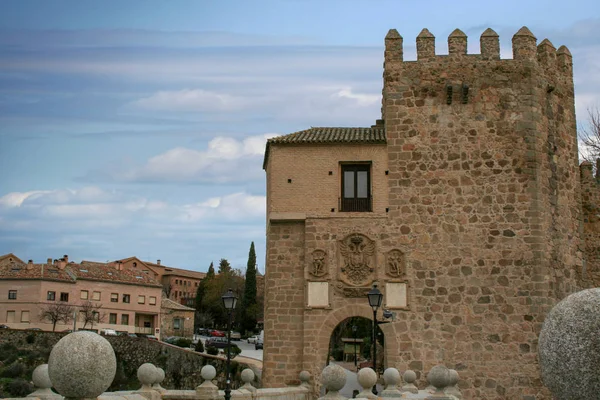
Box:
247 335 259 344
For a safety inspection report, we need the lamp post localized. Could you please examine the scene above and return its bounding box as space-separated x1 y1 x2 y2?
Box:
221 288 238 400
352 324 358 371
367 284 383 394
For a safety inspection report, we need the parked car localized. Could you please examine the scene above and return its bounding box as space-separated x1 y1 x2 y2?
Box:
27 327 42 331
210 330 225 337
230 331 241 340
61 329 73 333
0 324 9 329
146 335 158 341
198 328 210 336
206 337 239 349
127 333 138 337
100 329 117 336
247 335 259 344
255 339 263 350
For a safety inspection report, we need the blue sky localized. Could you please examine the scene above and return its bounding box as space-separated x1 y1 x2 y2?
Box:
0 0 599 272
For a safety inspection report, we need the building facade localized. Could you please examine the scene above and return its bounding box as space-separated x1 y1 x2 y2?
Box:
0 256 163 335
262 27 600 399
160 298 195 338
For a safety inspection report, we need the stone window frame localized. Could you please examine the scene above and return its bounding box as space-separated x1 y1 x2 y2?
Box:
47 291 56 301
8 290 17 300
340 162 372 212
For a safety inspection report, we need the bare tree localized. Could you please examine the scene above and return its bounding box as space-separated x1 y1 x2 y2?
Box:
163 282 172 299
579 107 600 174
40 302 74 331
80 301 106 329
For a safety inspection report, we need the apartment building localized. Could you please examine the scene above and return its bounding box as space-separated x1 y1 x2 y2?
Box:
0 255 163 335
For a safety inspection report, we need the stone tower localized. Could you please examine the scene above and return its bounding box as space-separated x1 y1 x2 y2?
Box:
262 27 585 400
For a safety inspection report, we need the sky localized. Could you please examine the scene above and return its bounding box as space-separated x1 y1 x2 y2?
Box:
0 0 599 272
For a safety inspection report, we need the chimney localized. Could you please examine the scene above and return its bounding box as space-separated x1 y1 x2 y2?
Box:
115 261 122 271
58 258 67 269
26 260 33 270
157 259 161 265
47 258 52 265
63 254 68 263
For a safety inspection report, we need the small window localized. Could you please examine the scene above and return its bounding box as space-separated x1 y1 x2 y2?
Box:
6 310 15 322
121 314 129 325
123 294 130 303
92 291 101 301
47 291 56 301
80 290 89 300
8 290 17 300
175 279 179 285
149 296 156 305
138 295 145 304
60 292 69 302
21 310 30 323
111 293 118 303
341 164 372 212
174 318 181 330
92 311 99 322
109 313 117 324
133 262 137 268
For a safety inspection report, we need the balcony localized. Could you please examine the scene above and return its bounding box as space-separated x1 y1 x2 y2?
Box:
340 196 372 212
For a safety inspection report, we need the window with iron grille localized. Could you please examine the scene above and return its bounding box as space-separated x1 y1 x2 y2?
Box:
8 290 17 300
341 164 372 212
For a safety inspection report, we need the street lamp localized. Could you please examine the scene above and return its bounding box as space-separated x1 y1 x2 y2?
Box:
221 288 238 400
367 284 383 394
352 324 358 370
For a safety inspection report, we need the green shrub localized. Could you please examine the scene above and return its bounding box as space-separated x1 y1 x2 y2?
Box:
26 334 35 344
5 378 34 397
194 340 204 353
206 346 218 356
174 338 192 348
228 345 241 359
331 347 344 362
0 363 26 378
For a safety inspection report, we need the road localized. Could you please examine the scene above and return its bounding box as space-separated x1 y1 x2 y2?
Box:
195 335 263 361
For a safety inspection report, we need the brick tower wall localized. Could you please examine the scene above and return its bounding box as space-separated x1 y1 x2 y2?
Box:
382 27 582 399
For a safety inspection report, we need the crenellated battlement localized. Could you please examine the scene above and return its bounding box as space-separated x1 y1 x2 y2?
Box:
384 26 572 74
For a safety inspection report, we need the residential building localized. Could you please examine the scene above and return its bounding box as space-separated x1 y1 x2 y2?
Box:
161 298 195 338
0 255 162 335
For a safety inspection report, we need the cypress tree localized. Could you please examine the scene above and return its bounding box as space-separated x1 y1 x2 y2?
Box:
241 242 258 334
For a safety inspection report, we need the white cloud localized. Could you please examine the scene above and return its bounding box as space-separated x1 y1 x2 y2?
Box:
0 190 51 207
86 133 278 184
128 89 265 113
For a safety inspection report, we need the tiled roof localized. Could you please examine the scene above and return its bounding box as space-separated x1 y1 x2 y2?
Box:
0 253 25 266
0 262 75 282
263 126 386 169
161 297 195 311
162 267 206 280
75 261 162 287
267 127 386 145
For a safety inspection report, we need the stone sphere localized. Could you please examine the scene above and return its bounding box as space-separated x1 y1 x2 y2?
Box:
357 368 377 389
403 370 417 383
48 331 117 399
383 368 400 386
241 368 255 383
155 367 165 384
539 288 600 400
138 363 157 385
321 364 346 391
427 365 450 389
32 364 52 389
448 369 459 386
201 365 217 381
299 370 311 383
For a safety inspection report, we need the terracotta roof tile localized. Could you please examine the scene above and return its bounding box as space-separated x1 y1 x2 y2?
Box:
0 262 75 282
161 298 195 311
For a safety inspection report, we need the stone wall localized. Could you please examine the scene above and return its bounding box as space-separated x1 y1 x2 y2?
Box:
579 161 600 286
0 329 253 390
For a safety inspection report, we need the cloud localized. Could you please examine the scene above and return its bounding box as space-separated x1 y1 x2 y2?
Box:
81 133 277 184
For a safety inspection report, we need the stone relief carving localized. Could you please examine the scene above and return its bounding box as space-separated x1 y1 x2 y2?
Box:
386 249 406 278
310 249 327 277
338 233 375 287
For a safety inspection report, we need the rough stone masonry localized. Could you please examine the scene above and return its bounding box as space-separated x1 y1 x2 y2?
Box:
262 26 600 400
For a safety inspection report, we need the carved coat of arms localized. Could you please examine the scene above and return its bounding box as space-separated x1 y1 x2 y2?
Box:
338 234 375 287
310 249 327 277
386 249 405 278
